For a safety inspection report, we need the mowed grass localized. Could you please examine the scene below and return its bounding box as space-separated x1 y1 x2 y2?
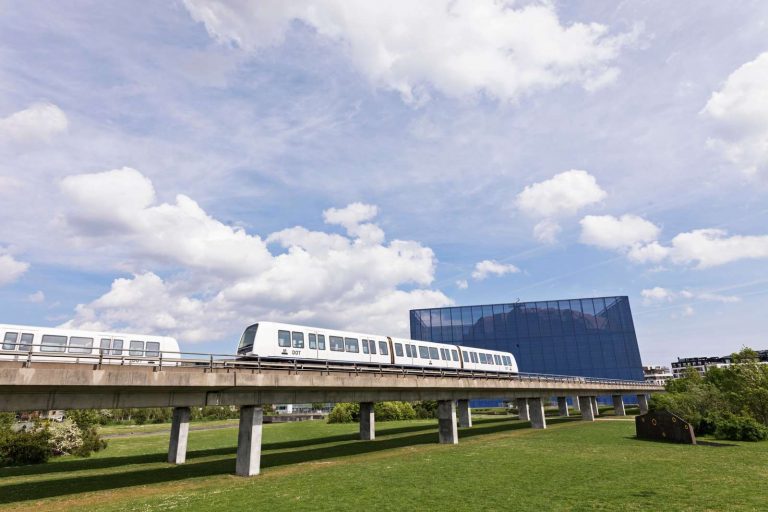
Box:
1 414 766 512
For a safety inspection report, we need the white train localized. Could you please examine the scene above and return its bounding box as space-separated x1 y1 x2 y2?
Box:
0 323 180 363
237 321 519 373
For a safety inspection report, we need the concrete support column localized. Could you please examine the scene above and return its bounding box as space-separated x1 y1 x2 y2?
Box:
516 398 530 421
528 397 547 429
438 400 458 444
579 396 595 421
612 395 626 416
359 402 375 440
457 399 472 428
236 405 263 477
571 396 581 411
637 394 649 414
557 396 569 417
167 406 190 464
591 396 600 416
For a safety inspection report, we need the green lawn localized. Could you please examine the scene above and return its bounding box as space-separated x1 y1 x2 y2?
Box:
1 415 765 511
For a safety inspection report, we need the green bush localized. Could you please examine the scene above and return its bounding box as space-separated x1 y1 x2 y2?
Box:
328 402 417 423
0 428 51 466
712 414 768 442
327 403 359 423
413 401 438 419
74 426 108 457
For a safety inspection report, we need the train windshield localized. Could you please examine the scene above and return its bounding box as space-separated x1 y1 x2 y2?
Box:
238 324 258 349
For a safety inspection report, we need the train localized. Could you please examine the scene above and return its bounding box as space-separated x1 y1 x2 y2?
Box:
236 321 519 373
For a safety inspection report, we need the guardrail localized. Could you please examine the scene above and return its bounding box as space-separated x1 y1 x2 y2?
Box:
0 345 660 389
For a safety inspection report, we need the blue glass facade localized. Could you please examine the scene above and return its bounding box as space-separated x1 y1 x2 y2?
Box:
409 296 644 381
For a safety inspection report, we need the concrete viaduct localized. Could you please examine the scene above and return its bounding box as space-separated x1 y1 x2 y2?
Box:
0 361 662 477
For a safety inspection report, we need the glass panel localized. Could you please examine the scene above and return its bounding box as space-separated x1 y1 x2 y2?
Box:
344 338 359 353
410 344 417 357
452 349 459 361
317 334 326 350
238 324 258 349
418 346 429 359
129 340 144 356
278 330 291 347
292 331 305 348
378 341 388 355
494 354 502 365
462 350 469 361
146 342 160 357
19 333 33 351
479 353 487 364
429 347 439 360
405 344 412 357
112 339 123 355
100 338 111 354
309 333 317 349
40 335 66 352
68 336 94 354
471 352 478 363
370 339 377 354
2 332 18 350
330 336 344 351
395 343 404 357
362 339 369 354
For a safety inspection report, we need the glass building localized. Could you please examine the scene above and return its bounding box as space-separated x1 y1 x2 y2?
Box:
409 296 644 381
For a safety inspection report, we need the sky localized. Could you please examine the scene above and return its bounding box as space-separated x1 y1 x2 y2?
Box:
0 0 767 367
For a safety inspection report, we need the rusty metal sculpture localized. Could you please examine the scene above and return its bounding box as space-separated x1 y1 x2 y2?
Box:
636 409 696 444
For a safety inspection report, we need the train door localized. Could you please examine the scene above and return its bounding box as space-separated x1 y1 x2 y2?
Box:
307 331 321 360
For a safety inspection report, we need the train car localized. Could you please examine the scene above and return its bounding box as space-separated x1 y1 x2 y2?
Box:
237 321 518 373
0 323 180 364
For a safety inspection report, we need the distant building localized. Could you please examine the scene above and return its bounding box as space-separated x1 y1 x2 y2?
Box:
671 350 768 378
643 365 673 386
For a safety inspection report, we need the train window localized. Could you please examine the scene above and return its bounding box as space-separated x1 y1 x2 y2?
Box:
292 332 305 349
429 347 439 360
487 354 494 364
129 340 144 356
19 333 33 351
330 336 344 352
41 335 66 352
362 339 369 354
345 338 359 353
2 332 18 350
146 342 160 357
418 346 429 359
410 344 417 357
68 337 94 354
239 324 258 349
470 352 478 363
278 330 291 348
112 339 124 356
462 350 469 361
451 350 459 361
369 340 376 354
479 353 486 364
317 334 326 350
504 356 511 365
100 338 111 354
308 334 317 349
404 344 412 357
494 355 502 365
395 343 404 357
379 341 388 356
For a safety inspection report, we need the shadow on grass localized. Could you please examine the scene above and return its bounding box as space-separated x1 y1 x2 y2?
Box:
0 417 536 504
626 436 737 448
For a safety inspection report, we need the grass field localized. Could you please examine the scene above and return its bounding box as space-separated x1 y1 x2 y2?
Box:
1 413 766 511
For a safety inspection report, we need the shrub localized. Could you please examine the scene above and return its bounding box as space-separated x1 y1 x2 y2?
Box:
74 426 108 457
47 419 84 455
712 414 768 442
413 401 438 419
0 412 15 431
0 429 51 466
327 403 359 423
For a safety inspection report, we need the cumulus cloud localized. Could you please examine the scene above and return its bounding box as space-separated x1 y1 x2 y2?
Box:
184 0 637 103
0 103 68 144
532 219 563 244
471 259 520 281
641 286 740 305
702 51 768 177
456 279 468 290
60 168 452 342
667 229 768 269
579 214 661 250
0 251 29 286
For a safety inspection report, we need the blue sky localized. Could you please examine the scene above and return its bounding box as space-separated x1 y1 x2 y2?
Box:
0 1 767 366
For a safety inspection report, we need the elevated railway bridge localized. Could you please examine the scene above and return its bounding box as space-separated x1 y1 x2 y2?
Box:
0 351 663 476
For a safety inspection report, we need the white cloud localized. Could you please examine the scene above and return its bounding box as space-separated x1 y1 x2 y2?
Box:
0 251 29 287
0 103 68 143
533 219 563 244
667 229 768 269
641 286 740 305
456 279 468 290
183 0 637 103
640 286 673 302
579 214 661 250
60 169 452 342
702 51 768 177
517 170 607 218
471 259 520 281
627 241 670 264
27 291 45 303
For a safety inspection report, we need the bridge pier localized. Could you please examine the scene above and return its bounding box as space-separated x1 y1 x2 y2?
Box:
612 395 626 416
360 402 375 440
591 396 600 416
637 394 649 414
516 398 530 421
557 396 569 417
438 400 458 444
579 396 595 421
457 399 472 428
168 406 190 464
528 397 546 429
236 405 263 477
571 396 581 411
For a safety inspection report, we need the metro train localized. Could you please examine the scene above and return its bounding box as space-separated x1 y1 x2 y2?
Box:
237 321 519 373
0 323 180 363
